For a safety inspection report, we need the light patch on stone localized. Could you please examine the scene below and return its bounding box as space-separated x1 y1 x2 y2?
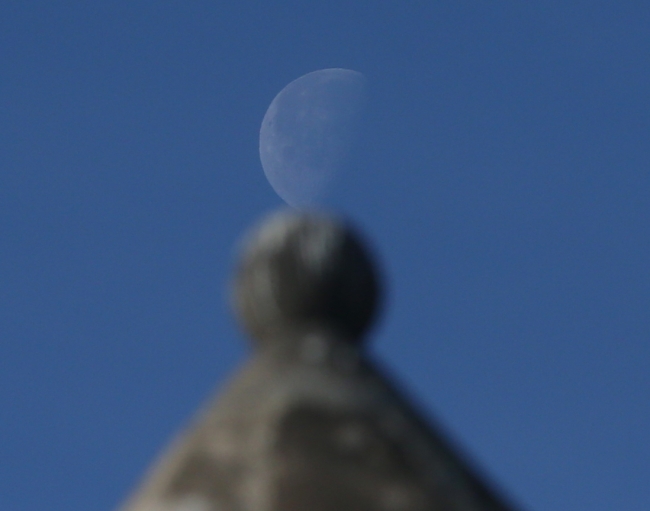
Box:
239 471 270 511
301 334 329 365
298 220 340 273
206 431 239 460
381 485 413 511
249 264 281 321
336 421 368 452
170 494 213 511
246 211 299 255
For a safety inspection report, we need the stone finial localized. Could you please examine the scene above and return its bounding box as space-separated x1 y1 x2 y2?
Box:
232 210 381 347
116 210 520 511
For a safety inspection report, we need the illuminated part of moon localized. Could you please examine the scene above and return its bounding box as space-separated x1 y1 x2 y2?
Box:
259 68 367 208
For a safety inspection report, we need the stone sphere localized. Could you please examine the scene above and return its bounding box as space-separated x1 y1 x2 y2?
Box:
232 210 382 347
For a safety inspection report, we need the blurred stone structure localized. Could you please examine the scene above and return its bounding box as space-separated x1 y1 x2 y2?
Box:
118 210 519 511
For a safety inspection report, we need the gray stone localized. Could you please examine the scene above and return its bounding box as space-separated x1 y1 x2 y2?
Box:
117 210 519 511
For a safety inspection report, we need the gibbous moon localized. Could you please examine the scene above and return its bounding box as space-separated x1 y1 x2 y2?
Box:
259 68 367 208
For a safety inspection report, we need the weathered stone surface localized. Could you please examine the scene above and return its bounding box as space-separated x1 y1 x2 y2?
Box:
117 210 519 511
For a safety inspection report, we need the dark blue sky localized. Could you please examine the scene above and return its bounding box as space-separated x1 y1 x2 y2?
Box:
2 2 649 510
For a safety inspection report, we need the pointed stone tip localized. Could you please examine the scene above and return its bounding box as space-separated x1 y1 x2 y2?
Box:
232 210 382 349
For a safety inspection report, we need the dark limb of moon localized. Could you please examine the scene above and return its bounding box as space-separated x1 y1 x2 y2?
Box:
259 68 367 208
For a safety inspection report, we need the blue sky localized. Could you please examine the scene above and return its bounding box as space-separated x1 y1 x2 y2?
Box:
1 2 649 510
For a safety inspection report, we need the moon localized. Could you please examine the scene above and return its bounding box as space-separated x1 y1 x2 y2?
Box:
259 68 367 208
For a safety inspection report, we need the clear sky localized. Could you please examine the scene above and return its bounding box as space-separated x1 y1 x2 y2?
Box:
1 2 648 511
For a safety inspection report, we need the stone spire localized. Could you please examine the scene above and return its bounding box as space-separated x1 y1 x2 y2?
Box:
117 210 520 511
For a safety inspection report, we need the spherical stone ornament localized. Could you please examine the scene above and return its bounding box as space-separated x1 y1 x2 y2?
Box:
232 210 382 348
